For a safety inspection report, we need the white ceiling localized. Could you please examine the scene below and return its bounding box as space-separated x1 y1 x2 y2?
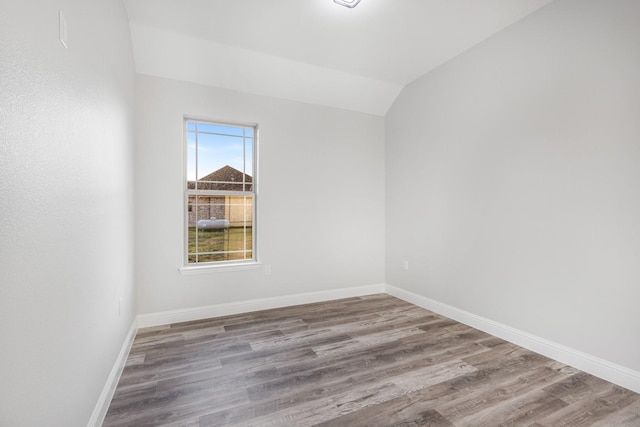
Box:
123 0 555 115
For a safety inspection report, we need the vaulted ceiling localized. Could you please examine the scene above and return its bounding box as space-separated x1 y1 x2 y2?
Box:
123 0 555 115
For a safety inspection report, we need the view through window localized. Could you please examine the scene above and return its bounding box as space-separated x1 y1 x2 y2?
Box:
185 119 256 265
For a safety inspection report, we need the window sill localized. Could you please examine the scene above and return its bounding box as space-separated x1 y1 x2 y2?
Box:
179 262 261 275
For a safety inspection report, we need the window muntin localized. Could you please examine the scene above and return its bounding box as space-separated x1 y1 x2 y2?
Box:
185 119 256 265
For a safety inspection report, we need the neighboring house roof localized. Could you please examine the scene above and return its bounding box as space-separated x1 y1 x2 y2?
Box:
188 165 253 191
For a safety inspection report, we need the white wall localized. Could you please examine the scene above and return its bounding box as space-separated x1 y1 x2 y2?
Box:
135 75 385 314
386 0 640 373
0 1 136 425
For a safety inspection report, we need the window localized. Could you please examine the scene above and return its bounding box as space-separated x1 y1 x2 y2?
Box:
185 119 256 266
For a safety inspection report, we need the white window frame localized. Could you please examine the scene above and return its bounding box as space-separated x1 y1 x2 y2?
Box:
181 117 258 272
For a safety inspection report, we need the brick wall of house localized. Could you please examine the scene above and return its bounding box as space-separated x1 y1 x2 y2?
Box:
188 196 253 228
188 196 226 227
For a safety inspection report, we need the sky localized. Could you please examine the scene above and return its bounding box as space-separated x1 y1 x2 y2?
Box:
186 121 254 181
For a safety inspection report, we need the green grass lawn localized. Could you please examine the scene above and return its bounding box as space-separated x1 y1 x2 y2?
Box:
188 226 252 263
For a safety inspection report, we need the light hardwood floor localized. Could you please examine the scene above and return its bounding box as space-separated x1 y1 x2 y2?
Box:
104 294 640 426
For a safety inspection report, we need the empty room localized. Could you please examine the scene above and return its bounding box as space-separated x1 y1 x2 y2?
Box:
1 0 640 425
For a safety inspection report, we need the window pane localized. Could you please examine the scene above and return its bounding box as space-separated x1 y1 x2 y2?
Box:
244 137 253 190
228 195 253 228
196 133 245 181
197 122 244 137
186 131 196 183
187 195 253 263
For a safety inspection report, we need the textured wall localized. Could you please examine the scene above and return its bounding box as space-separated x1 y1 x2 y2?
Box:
386 0 640 373
0 1 136 425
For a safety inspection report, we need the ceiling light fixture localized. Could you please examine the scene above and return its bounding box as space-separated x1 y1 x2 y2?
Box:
334 0 361 8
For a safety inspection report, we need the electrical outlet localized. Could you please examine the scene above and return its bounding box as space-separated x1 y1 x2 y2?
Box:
265 265 272 275
118 297 123 316
403 260 409 271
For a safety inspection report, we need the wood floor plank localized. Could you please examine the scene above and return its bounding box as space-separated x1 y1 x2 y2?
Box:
103 294 640 426
532 384 640 426
591 397 640 426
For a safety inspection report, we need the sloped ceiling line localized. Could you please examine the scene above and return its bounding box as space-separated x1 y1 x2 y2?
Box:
124 0 555 115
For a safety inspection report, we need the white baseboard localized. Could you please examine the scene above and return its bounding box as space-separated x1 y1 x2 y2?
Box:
87 319 138 427
136 283 386 329
385 284 640 394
